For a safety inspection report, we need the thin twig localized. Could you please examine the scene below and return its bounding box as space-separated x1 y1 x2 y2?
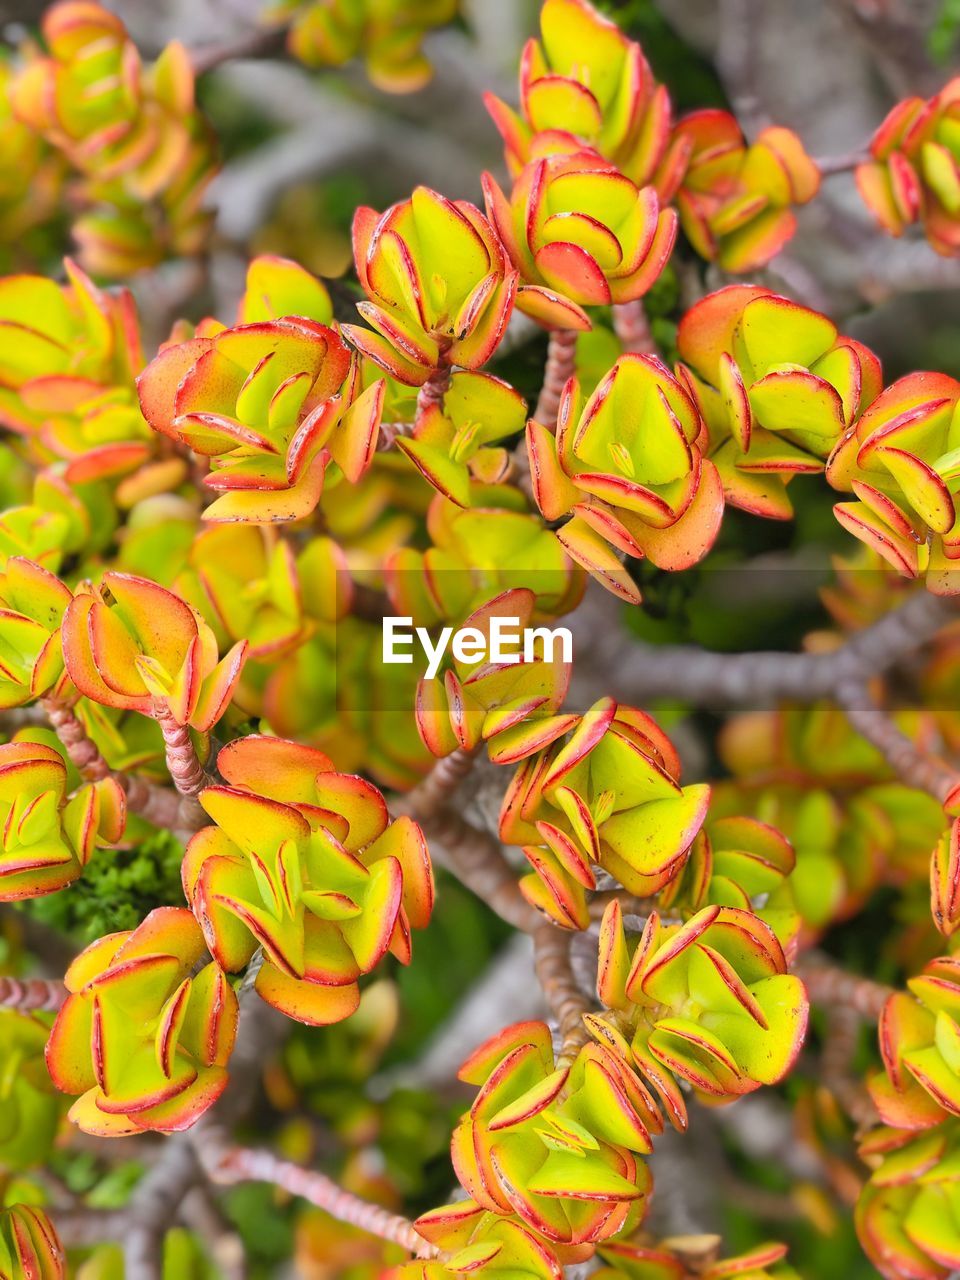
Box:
588 589 956 708
190 26 287 76
402 748 478 819
836 679 959 803
815 148 871 176
417 805 538 932
123 962 290 1276
206 1145 438 1258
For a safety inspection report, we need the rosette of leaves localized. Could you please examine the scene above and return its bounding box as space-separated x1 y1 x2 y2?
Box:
483 0 688 195
0 739 124 901
0 62 63 253
500 698 710 929
182 735 433 1024
715 706 945 931
482 152 677 331
263 0 458 93
398 1201 563 1280
526 354 724 604
414 588 576 764
343 187 518 386
386 488 584 628
73 115 218 277
396 371 527 507
138 312 384 522
61 571 248 734
672 112 821 271
869 955 960 1129
0 1205 64 1280
0 259 161 488
826 371 960 591
593 901 808 1126
856 77 960 257
677 284 883 520
0 1011 63 1171
707 780 895 936
451 1020 659 1247
0 557 72 709
10 2 208 202
856 1121 960 1280
173 525 347 665
45 906 238 1135
596 1240 800 1280
657 815 800 955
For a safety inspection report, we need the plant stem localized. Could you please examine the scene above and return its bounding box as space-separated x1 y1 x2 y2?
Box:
797 954 894 1019
208 1146 438 1258
40 696 111 783
154 708 211 800
415 361 452 427
0 976 66 1012
815 148 872 176
534 924 592 1068
400 751 540 932
534 329 578 428
613 299 658 355
189 26 287 76
835 679 959 803
41 696 204 835
402 748 477 819
584 589 957 708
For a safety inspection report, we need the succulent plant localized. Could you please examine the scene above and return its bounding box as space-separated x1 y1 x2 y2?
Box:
0 1011 63 1171
0 259 155 486
593 901 809 1124
138 313 384 522
826 371 960 591
856 77 960 257
527 353 723 602
183 735 433 1023
869 956 960 1129
62 571 248 732
452 1020 657 1246
0 739 124 900
398 1202 563 1280
0 5 955 1275
678 285 882 519
500 699 710 928
344 187 518 386
45 906 238 1134
673 112 820 272
484 0 687 195
396 371 528 507
414 588 575 764
483 153 677 331
264 0 458 93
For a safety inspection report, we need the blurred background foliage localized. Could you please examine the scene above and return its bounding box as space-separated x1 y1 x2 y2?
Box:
1 0 958 1275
